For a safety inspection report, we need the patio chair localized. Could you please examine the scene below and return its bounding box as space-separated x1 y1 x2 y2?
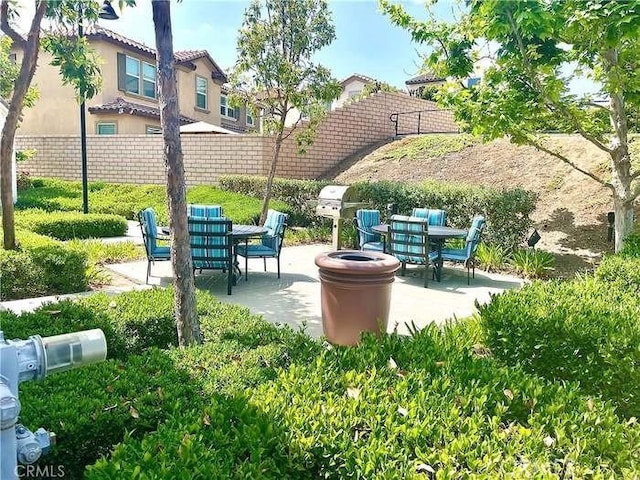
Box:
388 214 438 287
354 209 385 252
440 215 486 284
411 208 447 226
236 209 288 280
187 204 223 217
188 216 234 295
138 207 171 284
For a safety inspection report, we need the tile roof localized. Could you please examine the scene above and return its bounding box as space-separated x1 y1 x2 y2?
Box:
85 26 227 82
87 97 195 124
340 73 378 86
405 73 445 85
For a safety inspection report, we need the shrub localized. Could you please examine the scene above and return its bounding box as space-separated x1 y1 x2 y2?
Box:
0 300 127 359
16 209 127 240
621 232 640 258
91 325 640 478
220 175 537 249
475 243 508 272
19 349 203 479
594 254 640 293
0 250 46 299
479 278 640 418
66 239 144 265
508 248 555 278
16 178 286 225
219 174 329 226
353 180 537 252
0 231 88 300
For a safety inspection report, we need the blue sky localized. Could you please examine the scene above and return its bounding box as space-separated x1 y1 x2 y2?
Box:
100 0 448 90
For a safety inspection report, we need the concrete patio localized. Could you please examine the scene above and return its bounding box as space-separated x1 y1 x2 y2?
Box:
106 243 524 338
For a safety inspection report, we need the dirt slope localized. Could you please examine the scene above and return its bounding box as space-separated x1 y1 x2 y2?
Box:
333 134 634 278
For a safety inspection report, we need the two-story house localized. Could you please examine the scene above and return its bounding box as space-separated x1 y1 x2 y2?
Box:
10 26 250 136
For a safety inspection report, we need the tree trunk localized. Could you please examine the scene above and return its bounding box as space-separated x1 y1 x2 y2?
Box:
608 88 636 252
260 130 284 225
0 0 47 250
152 0 201 346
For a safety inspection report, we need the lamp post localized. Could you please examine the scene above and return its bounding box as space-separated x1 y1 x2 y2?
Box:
79 0 119 214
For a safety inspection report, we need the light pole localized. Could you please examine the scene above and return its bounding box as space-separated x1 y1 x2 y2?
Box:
79 0 119 214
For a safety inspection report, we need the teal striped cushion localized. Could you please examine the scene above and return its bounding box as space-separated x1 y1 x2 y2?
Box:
356 209 382 247
187 204 223 217
390 215 432 264
411 208 447 226
262 209 287 251
188 216 231 270
141 208 159 252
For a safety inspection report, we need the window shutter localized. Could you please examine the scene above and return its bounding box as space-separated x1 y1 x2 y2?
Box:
234 106 240 120
117 53 126 91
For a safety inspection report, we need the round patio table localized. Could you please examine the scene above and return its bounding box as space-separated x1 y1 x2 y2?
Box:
162 224 267 282
231 225 268 281
371 224 467 282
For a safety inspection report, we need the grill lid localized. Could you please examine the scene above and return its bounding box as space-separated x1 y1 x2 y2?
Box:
318 185 356 203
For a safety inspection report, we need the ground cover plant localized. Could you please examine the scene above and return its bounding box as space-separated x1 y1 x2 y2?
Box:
17 178 288 225
479 235 640 418
15 209 127 240
2 283 637 478
0 230 87 300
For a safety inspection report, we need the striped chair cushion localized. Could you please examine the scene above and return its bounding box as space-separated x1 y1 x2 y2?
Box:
187 204 224 218
262 209 287 251
411 208 447 226
356 209 382 247
141 208 159 252
188 216 231 270
389 215 436 264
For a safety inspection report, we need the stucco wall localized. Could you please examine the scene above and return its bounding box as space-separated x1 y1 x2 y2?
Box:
16 92 457 183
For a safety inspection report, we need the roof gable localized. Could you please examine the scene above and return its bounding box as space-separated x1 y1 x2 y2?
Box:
405 73 445 85
86 26 227 82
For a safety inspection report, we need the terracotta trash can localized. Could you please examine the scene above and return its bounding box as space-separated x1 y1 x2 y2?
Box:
315 250 401 346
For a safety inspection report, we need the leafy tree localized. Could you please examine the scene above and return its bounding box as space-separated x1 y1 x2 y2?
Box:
231 0 341 224
0 0 133 250
381 0 640 252
151 0 200 347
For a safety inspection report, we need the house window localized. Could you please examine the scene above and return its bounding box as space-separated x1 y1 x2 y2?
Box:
142 62 156 98
121 55 156 99
145 125 162 135
220 94 236 118
96 122 116 135
196 76 208 109
9 53 16 63
246 110 254 126
125 56 140 95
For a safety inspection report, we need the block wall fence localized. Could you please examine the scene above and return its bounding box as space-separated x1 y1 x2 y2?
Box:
16 92 457 185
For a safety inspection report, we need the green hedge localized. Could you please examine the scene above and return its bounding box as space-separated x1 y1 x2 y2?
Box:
0 231 87 300
16 178 288 225
89 326 639 478
353 180 537 251
479 278 640 418
621 232 640 258
219 175 329 226
219 175 537 250
9 284 639 477
595 254 640 293
8 287 317 478
16 209 127 240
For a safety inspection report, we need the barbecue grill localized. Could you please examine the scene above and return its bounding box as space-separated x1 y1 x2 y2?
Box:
316 185 367 250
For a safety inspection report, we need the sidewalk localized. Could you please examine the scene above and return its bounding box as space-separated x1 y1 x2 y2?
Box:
106 244 524 338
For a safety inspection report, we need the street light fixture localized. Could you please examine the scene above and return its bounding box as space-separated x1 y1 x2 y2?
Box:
79 1 119 214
